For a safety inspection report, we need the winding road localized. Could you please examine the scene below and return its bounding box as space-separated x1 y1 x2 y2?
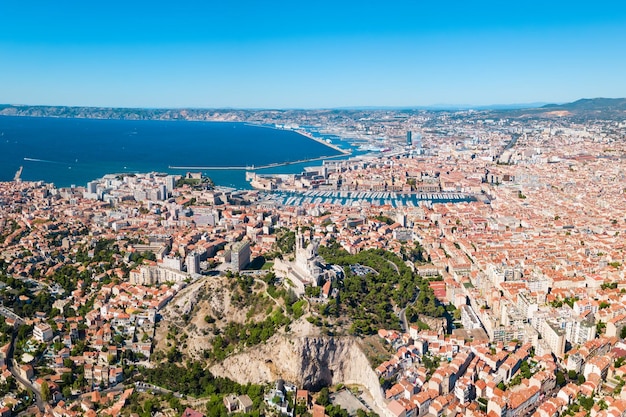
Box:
386 259 400 275
398 289 419 332
7 328 45 412
384 259 415 331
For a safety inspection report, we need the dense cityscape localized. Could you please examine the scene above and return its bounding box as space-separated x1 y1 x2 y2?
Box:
1 102 626 417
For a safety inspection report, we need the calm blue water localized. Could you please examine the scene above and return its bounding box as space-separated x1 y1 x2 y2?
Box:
0 116 350 189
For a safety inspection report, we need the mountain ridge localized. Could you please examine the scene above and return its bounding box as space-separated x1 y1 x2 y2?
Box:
541 97 626 111
0 98 625 119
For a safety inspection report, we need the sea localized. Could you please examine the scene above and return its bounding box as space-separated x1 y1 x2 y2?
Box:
0 116 353 190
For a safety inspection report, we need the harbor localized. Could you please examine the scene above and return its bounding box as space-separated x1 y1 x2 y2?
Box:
259 189 476 207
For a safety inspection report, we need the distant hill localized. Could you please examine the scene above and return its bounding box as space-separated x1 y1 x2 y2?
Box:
541 97 626 111
1 98 625 121
486 97 626 120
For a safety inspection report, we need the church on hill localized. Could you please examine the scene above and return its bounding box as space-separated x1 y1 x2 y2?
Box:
274 228 341 296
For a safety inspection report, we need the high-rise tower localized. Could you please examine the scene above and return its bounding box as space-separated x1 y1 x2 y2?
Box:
415 133 422 154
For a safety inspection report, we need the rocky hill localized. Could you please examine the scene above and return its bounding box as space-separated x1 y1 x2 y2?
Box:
153 275 276 360
210 332 387 412
151 274 388 414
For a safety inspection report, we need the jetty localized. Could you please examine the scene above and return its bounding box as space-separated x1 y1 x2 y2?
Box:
168 152 351 171
13 166 23 182
295 129 351 155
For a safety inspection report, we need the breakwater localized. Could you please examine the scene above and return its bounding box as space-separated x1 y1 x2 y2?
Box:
168 152 350 171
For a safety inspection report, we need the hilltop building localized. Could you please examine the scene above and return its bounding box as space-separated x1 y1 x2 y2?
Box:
274 228 341 295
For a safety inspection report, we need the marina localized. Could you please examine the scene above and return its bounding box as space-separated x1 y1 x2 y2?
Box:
260 189 476 207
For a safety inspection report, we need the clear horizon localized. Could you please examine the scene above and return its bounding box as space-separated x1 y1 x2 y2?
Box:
2 0 626 109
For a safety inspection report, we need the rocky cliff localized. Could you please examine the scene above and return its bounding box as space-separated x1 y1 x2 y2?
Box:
210 333 386 413
418 314 447 334
153 276 253 359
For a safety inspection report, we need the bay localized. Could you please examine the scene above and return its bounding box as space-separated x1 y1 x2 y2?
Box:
0 116 347 189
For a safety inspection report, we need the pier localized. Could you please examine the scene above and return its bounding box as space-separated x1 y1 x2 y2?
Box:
13 166 23 182
295 129 351 155
168 152 351 171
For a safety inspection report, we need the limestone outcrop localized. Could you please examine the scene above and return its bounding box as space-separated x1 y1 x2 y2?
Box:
210 334 386 413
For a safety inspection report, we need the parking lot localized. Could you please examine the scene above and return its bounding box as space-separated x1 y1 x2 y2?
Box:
330 390 368 416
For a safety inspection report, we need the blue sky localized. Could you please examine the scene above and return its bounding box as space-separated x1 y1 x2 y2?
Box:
1 0 625 108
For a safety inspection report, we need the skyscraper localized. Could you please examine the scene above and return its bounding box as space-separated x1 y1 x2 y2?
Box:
165 175 176 197
406 131 412 146
231 241 251 272
415 133 422 154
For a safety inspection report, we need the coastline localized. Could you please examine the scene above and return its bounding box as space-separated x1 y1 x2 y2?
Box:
243 122 352 156
1 116 351 189
291 128 351 155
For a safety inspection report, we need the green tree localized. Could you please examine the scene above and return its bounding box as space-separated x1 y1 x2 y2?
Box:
305 286 321 297
41 381 51 402
579 395 594 411
316 387 330 406
601 282 618 290
143 398 158 417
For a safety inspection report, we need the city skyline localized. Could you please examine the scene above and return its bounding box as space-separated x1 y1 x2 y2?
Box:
1 0 626 109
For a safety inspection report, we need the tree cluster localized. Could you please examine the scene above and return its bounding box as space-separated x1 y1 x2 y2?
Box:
210 309 290 361
406 281 446 320
318 244 428 334
141 361 265 417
